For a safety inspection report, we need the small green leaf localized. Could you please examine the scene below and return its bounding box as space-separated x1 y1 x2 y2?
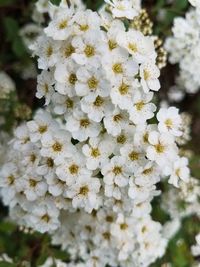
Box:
50 0 61 5
174 0 188 10
0 263 15 267
12 37 27 58
3 17 19 41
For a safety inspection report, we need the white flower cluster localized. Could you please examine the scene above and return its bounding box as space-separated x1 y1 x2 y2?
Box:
165 1 200 95
162 176 200 228
192 233 200 257
0 71 15 99
0 0 191 266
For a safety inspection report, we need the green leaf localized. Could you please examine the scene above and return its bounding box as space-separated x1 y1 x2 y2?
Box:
12 37 27 58
50 0 61 5
0 222 16 232
3 17 19 41
0 263 15 267
173 0 188 10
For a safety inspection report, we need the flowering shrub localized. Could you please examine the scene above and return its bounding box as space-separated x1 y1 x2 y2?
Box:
165 0 200 96
0 0 200 266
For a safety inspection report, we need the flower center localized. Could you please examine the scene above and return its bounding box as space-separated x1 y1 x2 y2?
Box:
142 167 153 175
128 43 138 53
112 63 123 74
8 175 15 185
66 98 74 109
80 119 90 128
175 168 180 177
117 134 127 144
91 148 101 158
44 83 49 93
93 96 104 107
46 46 53 57
143 69 150 80
41 214 50 223
69 164 79 175
47 158 54 168
103 232 111 240
120 223 128 230
39 125 47 134
64 44 75 57
84 45 95 57
113 114 123 122
87 76 99 89
143 132 149 143
118 82 129 95
79 186 89 196
68 73 77 85
79 24 89 31
113 166 122 175
165 119 173 129
29 179 37 187
106 215 114 223
135 101 145 111
58 19 68 29
108 40 117 50
129 151 139 161
30 153 36 163
155 143 165 153
52 142 63 152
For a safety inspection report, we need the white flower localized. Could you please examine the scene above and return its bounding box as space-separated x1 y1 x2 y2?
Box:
103 48 138 82
75 66 110 97
111 213 134 240
120 143 145 174
104 108 128 136
41 129 75 164
82 137 114 170
140 62 160 92
28 204 60 233
81 95 112 122
0 163 19 205
51 93 78 118
166 157 190 187
47 176 68 197
192 233 200 256
146 131 177 166
66 109 101 141
128 179 156 203
102 156 129 188
128 89 156 124
13 124 31 151
73 10 101 35
66 176 101 212
22 174 48 201
134 162 160 187
54 60 78 96
72 30 105 66
106 20 125 51
44 8 74 40
189 0 200 8
105 0 139 19
117 29 156 63
0 72 15 98
31 35 59 70
110 78 136 110
56 153 91 185
157 107 182 137
27 110 56 142
36 70 54 105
